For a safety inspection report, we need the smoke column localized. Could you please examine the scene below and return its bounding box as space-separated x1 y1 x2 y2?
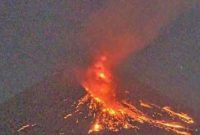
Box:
68 2 198 134
81 0 193 68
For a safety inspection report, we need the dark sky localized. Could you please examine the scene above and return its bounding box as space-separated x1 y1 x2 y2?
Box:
0 0 104 102
0 0 199 115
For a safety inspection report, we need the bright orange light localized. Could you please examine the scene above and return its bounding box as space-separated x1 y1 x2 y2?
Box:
162 106 194 124
66 55 195 135
98 72 106 79
140 100 153 109
90 123 103 133
102 108 117 115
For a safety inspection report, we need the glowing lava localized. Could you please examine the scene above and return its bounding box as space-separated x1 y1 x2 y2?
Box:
82 56 117 106
65 56 195 135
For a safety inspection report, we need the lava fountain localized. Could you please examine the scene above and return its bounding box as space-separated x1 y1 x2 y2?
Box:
65 55 195 135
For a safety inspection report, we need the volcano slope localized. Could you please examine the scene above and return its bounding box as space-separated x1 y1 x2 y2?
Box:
0 71 199 135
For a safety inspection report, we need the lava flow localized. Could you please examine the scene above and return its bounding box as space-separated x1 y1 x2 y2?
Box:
65 56 195 135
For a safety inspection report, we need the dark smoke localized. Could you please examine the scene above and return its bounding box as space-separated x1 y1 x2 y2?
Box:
80 0 193 68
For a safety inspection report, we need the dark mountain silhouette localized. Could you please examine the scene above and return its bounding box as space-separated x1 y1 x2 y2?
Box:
0 71 199 135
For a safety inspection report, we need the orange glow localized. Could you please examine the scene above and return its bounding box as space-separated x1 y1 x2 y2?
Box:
140 100 153 109
98 72 106 79
82 56 116 106
162 106 194 124
64 114 72 119
17 123 36 132
89 123 103 133
66 55 195 135
17 124 30 132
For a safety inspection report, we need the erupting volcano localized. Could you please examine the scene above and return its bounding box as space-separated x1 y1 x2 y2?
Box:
65 56 195 135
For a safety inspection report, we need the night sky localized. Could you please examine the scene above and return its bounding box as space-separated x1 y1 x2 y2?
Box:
0 0 200 134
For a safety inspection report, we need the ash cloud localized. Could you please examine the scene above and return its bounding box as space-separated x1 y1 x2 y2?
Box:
80 0 193 68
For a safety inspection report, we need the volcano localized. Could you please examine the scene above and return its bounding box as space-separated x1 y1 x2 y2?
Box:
0 0 199 135
0 69 199 135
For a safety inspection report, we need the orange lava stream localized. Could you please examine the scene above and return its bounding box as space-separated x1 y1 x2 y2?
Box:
67 56 195 135
17 123 36 132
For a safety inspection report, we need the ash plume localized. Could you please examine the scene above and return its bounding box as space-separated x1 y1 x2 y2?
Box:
80 0 193 67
